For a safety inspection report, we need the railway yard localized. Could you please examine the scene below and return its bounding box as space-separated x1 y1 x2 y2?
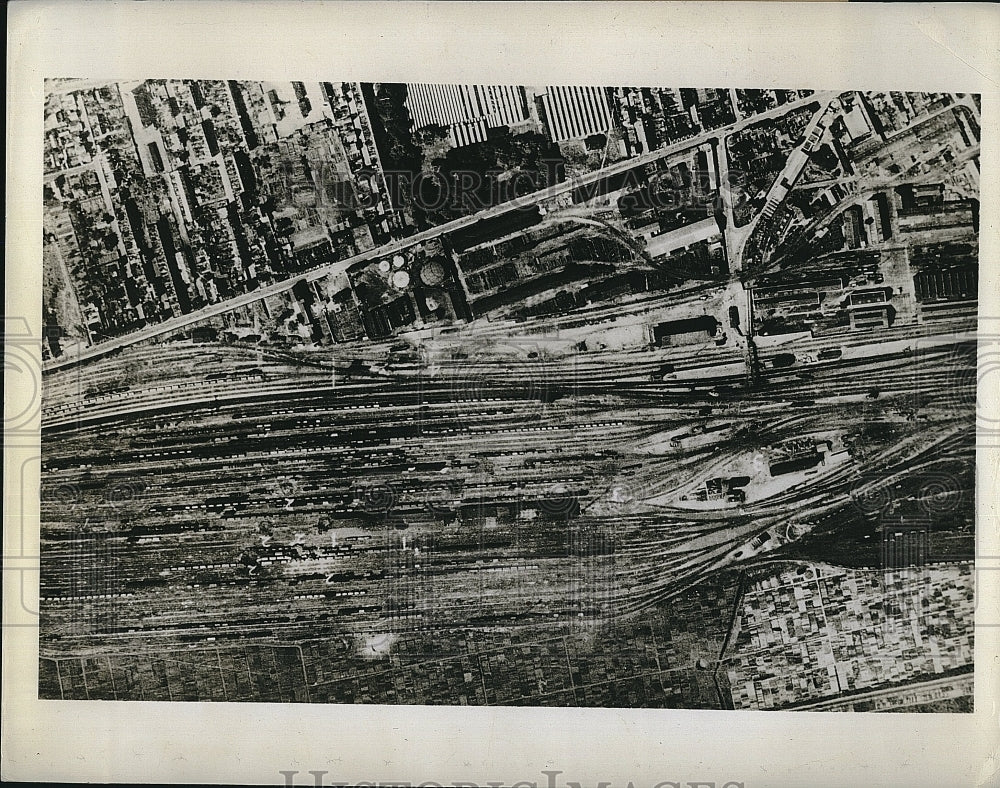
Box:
39 86 980 709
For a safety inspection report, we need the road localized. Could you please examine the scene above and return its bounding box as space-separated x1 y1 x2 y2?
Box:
43 90 838 373
725 97 836 271
785 671 973 711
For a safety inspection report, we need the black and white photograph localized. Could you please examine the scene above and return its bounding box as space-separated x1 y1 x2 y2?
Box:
5 2 1000 786
38 78 980 711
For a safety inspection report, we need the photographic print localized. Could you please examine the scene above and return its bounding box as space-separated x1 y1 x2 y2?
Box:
39 79 979 711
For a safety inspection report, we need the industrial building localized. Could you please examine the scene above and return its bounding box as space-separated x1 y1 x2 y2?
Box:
538 85 614 143
405 83 530 148
652 315 719 346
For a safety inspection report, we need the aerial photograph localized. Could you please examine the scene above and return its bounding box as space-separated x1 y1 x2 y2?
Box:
39 80 979 711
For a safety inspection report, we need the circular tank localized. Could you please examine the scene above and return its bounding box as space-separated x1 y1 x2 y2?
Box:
419 259 447 287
